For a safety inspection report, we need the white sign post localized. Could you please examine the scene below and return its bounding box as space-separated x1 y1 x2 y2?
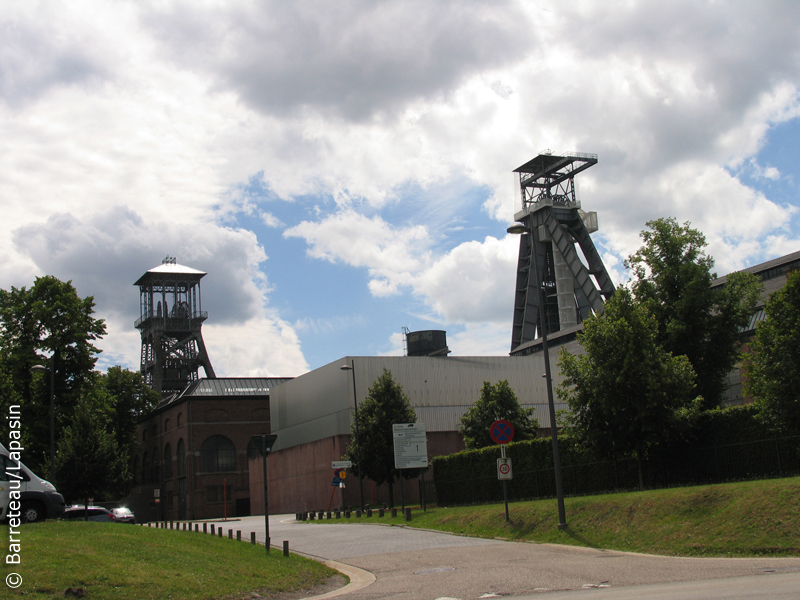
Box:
497 458 512 480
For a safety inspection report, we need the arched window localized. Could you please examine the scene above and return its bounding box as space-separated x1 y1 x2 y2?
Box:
177 438 186 477
199 435 236 472
164 443 172 479
142 452 149 484
164 418 170 432
176 413 182 428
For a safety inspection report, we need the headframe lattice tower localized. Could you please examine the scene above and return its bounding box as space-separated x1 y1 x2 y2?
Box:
510 152 615 353
134 257 216 396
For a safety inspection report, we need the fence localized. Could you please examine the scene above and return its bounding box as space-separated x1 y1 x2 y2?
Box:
434 435 800 507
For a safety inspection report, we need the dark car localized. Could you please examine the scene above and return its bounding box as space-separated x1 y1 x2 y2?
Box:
61 506 117 522
111 507 136 523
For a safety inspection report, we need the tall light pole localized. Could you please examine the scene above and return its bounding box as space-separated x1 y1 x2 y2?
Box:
340 361 365 512
507 223 567 528
31 358 55 482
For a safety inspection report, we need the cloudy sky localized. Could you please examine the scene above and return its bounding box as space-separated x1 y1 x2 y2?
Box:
3 0 799 377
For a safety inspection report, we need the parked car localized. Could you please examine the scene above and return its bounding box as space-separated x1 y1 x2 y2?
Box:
61 506 117 522
111 507 136 523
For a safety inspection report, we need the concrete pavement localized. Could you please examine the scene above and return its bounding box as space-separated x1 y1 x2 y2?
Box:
211 515 800 599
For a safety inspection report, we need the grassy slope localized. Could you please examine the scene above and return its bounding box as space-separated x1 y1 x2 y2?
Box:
333 477 800 557
0 521 338 600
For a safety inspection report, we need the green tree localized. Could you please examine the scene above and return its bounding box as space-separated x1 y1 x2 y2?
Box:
746 269 800 432
104 367 160 470
0 276 106 474
343 369 424 506
626 218 761 408
101 367 160 496
558 287 699 488
54 384 127 506
459 380 539 449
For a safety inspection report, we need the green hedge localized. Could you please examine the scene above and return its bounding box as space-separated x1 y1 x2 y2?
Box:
432 406 800 506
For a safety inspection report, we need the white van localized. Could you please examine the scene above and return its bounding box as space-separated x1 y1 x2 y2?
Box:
0 443 65 522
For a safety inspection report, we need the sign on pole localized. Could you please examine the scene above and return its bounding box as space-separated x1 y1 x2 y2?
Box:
392 423 428 469
490 420 515 445
497 458 513 480
332 460 352 469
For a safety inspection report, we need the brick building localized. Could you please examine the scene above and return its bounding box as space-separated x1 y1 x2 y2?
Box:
127 377 289 522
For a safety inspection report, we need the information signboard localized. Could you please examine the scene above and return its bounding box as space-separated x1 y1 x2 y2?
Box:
392 423 428 469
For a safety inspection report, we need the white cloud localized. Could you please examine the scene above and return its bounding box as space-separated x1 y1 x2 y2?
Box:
142 0 534 121
413 236 517 323
284 210 432 296
2 0 800 375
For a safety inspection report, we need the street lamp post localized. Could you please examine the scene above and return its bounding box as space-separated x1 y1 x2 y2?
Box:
340 361 365 512
251 434 278 554
507 223 567 528
30 358 55 482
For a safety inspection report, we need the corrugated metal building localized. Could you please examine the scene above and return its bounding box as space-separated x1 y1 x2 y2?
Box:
263 348 579 514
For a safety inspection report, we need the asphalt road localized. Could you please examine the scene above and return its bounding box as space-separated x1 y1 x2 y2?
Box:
206 514 800 600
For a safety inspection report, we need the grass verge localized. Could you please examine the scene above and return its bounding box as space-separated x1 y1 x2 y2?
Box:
316 477 800 557
0 521 339 600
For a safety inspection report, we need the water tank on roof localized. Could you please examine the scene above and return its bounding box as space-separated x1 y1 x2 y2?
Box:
406 330 450 357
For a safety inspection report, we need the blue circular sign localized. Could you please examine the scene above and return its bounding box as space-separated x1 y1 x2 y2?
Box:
490 419 515 444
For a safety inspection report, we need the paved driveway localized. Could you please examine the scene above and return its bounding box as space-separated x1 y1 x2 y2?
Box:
213 515 800 599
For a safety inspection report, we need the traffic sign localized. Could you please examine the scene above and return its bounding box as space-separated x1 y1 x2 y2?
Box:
490 420 515 444
497 458 512 480
332 460 352 469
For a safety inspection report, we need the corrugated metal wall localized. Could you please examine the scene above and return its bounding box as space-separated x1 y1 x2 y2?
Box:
270 353 570 450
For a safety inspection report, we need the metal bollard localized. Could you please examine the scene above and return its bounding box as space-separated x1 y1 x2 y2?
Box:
335 510 341 519
228 529 233 539
283 540 289 557
379 508 384 517
210 524 215 535
345 510 351 518
391 508 397 518
356 510 361 518
405 507 412 521
326 511 332 519
237 530 241 541
251 531 256 544
367 509 373 517
195 523 199 532
218 528 223 537
203 523 207 534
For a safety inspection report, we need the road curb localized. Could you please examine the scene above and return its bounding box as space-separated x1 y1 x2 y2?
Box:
299 560 376 599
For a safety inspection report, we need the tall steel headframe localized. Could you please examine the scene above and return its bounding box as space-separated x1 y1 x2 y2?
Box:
134 256 216 396
510 151 615 353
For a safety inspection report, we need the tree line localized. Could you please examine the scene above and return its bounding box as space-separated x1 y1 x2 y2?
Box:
0 277 160 505
557 217 798 487
345 218 798 500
